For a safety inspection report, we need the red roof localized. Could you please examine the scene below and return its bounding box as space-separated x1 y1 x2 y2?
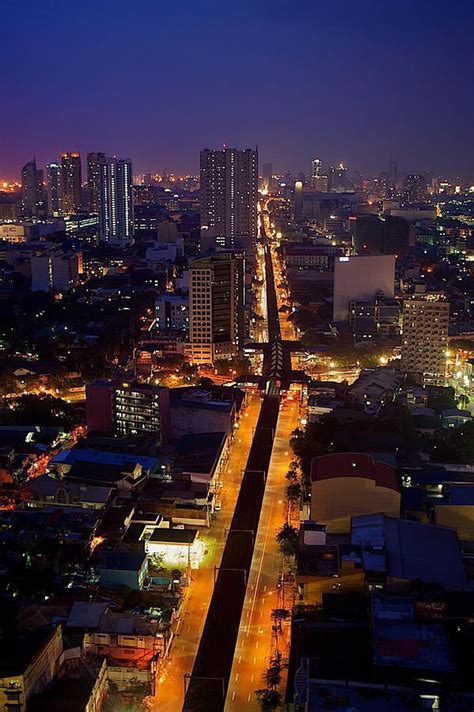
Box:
310 453 399 493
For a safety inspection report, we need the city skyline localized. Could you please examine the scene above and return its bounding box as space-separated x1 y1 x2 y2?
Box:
1 0 474 179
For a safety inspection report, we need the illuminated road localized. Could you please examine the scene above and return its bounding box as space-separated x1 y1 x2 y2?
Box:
153 391 262 711
225 397 300 710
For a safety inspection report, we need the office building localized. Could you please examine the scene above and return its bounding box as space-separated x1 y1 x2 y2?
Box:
200 147 258 248
61 153 82 214
311 158 321 184
21 159 44 217
311 158 328 191
333 254 395 321
87 151 106 214
155 294 189 333
46 163 63 216
187 252 245 364
353 214 410 255
99 156 134 244
403 174 425 203
401 293 449 385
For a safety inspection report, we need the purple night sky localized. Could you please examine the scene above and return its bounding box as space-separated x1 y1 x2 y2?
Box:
1 0 473 179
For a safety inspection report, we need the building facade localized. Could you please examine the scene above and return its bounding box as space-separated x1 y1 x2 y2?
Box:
401 293 449 385
46 163 63 216
113 382 170 445
21 159 44 217
99 157 134 244
87 152 106 214
200 147 257 248
187 252 245 364
61 152 82 214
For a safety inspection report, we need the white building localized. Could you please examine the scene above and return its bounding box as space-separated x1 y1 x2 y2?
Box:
333 254 396 322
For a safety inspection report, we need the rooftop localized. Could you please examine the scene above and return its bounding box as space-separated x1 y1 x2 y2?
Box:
311 452 399 493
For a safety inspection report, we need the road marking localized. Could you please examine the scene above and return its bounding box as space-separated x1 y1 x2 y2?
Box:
256 641 259 648
248 693 252 702
251 674 254 683
235 673 239 682
253 657 256 665
232 691 235 701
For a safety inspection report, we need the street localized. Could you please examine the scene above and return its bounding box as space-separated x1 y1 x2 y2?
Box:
225 397 300 710
152 391 262 711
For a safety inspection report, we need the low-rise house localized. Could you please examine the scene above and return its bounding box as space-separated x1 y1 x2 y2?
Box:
96 549 148 590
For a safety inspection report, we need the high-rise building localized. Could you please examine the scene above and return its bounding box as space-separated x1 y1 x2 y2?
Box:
333 254 396 322
99 157 134 244
87 152 106 214
21 159 44 217
311 158 329 191
401 293 449 385
403 174 425 203
46 163 63 216
187 252 245 364
328 163 348 193
200 147 258 249
61 153 82 214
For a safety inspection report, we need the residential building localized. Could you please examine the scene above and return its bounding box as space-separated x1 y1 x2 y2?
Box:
99 156 134 243
21 159 43 217
310 453 401 532
187 252 245 364
46 163 63 216
61 152 82 214
169 385 243 440
200 147 257 248
155 295 189 333
401 293 449 385
333 254 396 322
87 151 106 214
113 382 170 445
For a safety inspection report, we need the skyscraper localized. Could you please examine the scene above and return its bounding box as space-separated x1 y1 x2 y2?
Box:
21 159 44 217
403 174 426 203
401 293 449 385
328 163 348 193
87 152 106 214
99 157 134 244
61 153 82 214
46 163 63 216
311 158 321 182
200 147 258 249
187 252 245 364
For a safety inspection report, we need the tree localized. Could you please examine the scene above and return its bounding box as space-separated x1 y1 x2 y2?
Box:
266 651 283 689
255 688 281 711
286 482 302 503
276 523 299 558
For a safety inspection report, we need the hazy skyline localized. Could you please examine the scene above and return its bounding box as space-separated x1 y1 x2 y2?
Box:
1 0 474 180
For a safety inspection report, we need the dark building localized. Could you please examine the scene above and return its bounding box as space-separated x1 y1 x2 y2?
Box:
21 159 44 217
200 147 258 248
403 174 426 203
353 214 409 255
61 152 82 214
87 152 106 214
